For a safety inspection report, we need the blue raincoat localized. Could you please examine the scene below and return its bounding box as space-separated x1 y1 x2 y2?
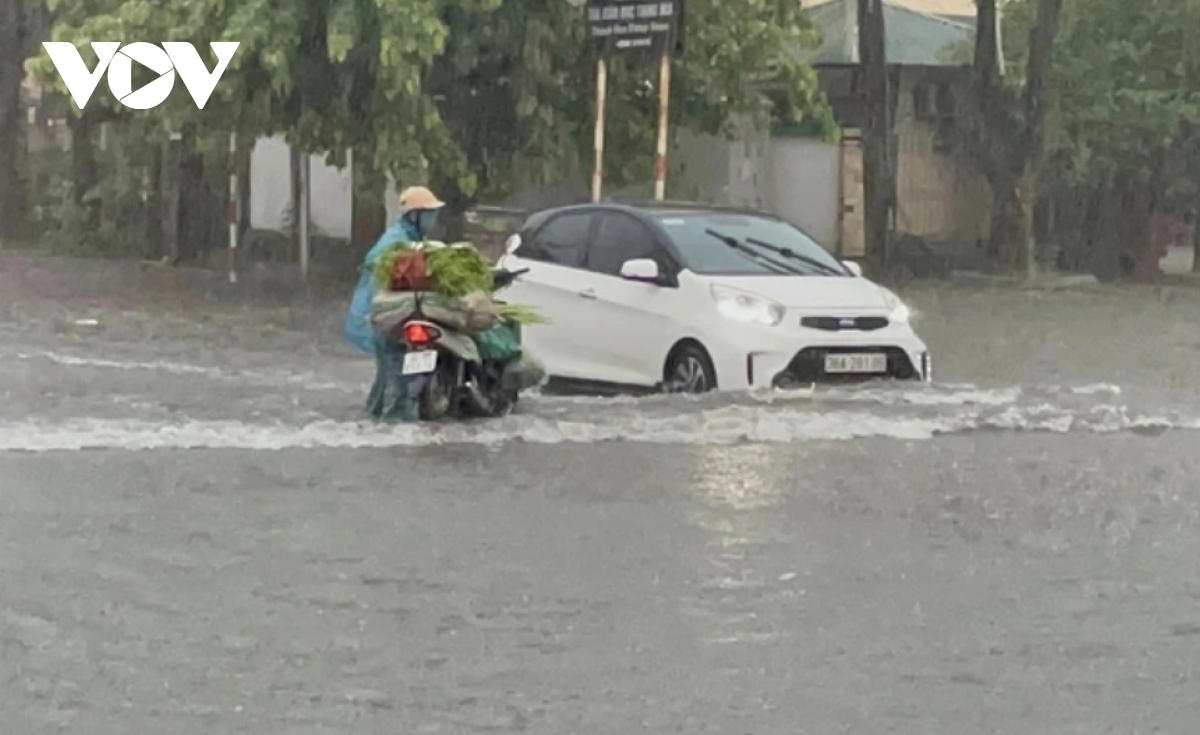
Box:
342 217 420 354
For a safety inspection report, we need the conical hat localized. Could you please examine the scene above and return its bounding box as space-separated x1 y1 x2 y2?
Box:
398 186 446 213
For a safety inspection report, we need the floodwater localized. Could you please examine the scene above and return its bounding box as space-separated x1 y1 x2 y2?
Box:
3 261 1200 733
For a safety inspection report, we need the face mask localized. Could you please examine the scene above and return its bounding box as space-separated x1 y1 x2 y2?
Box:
409 209 440 237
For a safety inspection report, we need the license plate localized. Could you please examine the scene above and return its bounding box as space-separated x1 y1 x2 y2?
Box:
824 353 887 374
401 349 438 375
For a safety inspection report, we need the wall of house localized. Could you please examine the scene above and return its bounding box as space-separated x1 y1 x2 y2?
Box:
668 124 843 252
669 120 777 214
891 67 991 248
769 137 840 247
814 64 993 251
666 67 995 258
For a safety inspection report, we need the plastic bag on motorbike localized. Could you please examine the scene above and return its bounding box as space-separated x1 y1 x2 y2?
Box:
502 350 547 391
370 289 501 339
474 321 523 362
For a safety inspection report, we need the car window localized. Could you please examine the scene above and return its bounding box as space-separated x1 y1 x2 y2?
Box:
586 213 663 276
525 213 593 267
653 212 846 276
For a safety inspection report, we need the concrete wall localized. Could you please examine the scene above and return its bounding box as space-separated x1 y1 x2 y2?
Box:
669 126 842 251
669 66 995 256
248 135 401 240
769 137 840 247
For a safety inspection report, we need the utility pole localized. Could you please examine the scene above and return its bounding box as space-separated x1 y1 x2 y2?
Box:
858 0 891 270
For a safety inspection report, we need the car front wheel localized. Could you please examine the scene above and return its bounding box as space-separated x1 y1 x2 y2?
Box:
664 344 717 394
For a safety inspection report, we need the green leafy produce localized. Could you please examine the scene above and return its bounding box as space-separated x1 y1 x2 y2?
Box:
371 240 413 290
371 240 494 297
497 303 548 324
368 240 543 325
424 245 494 297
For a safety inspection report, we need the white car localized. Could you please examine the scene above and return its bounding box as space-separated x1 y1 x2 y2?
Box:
497 203 931 393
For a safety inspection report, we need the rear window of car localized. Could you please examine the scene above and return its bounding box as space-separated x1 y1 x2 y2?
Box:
653 212 845 276
521 212 593 267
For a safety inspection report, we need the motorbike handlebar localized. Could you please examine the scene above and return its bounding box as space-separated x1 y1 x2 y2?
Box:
491 268 530 290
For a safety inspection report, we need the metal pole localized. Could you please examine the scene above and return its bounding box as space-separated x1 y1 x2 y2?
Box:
591 56 607 202
653 51 672 201
227 131 238 283
299 153 310 281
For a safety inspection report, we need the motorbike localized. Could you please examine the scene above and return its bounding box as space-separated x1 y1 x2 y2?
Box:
394 268 532 420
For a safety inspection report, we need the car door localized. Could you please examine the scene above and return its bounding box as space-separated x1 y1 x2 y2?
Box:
500 210 606 381
575 212 688 387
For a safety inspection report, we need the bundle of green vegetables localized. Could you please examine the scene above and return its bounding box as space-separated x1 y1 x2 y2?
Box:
370 240 546 324
372 240 494 297
496 303 547 324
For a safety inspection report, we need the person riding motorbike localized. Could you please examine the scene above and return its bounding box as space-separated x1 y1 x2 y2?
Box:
342 185 445 421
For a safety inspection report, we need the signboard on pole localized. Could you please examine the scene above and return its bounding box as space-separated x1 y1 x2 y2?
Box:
586 0 684 55
585 0 685 202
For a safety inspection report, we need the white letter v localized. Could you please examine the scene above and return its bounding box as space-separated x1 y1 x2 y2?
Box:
43 42 121 109
163 42 240 109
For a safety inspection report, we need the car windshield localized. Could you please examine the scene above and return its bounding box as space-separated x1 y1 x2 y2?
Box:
653 212 848 276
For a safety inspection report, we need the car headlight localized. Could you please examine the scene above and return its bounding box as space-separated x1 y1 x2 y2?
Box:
710 284 785 326
880 288 911 324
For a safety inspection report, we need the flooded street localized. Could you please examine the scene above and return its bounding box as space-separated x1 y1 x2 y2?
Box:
3 268 1200 733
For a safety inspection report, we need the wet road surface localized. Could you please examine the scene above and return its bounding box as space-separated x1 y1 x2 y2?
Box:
3 270 1200 733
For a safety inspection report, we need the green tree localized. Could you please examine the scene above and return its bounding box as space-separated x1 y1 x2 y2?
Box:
998 0 1200 276
25 0 831 250
969 0 1065 277
0 0 39 242
421 0 833 233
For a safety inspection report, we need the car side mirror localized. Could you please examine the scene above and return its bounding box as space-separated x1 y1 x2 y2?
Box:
842 260 863 277
619 258 660 283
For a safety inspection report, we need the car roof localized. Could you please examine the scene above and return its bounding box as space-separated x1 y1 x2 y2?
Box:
521 200 782 230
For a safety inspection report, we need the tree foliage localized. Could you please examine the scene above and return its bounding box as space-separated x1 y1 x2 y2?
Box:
965 0 1064 275
997 0 1200 274
1037 0 1200 183
22 0 833 207
0 0 32 239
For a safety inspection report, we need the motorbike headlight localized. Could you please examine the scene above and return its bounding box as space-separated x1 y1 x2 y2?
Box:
880 288 911 324
710 284 785 327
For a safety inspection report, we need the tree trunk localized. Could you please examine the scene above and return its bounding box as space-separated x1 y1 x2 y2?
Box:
986 166 1019 262
971 0 1063 275
289 144 302 261
237 148 251 241
145 143 164 258
1016 0 1064 277
972 0 1014 261
350 151 386 256
1090 175 1124 281
972 0 1000 83
858 0 891 270
1052 183 1088 272
0 0 27 243
174 131 210 265
68 110 101 229
1015 164 1037 278
1193 209 1200 273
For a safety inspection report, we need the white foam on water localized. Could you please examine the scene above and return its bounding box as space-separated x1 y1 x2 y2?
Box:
15 351 226 378
2 349 1126 413
1070 383 1123 396
818 383 1022 407
0 404 1196 452
8 350 359 393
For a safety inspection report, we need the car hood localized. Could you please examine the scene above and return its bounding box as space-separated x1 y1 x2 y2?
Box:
703 274 890 310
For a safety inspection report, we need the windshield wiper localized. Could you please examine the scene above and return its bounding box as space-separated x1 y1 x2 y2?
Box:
704 229 804 275
744 237 846 276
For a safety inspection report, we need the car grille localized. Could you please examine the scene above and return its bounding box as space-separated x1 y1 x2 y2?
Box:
800 315 889 332
772 345 919 386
